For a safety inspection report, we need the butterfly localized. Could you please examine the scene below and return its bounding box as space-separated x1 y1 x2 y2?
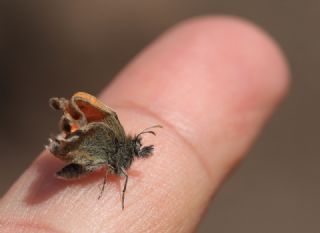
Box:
46 92 162 209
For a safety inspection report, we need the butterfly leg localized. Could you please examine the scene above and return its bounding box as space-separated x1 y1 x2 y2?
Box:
97 165 116 200
98 168 108 200
120 167 128 210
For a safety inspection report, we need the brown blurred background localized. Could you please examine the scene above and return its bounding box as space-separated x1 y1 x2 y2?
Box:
0 1 318 232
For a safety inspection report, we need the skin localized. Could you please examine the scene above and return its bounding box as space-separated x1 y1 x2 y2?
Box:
0 16 289 233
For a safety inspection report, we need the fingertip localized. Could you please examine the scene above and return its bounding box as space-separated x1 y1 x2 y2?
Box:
173 15 290 104
105 15 290 163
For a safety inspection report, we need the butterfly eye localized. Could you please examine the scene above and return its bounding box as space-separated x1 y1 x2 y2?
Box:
133 139 142 155
135 140 141 148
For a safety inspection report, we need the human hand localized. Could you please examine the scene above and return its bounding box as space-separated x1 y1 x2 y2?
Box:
0 16 289 233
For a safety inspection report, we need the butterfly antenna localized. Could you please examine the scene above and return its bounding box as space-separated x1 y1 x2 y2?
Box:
136 125 162 138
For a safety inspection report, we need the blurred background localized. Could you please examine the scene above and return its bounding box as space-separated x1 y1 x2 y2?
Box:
0 1 318 232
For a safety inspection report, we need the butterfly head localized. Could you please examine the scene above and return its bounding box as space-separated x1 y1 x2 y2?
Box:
132 125 162 158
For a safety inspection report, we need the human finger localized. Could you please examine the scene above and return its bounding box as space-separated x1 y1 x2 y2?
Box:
0 16 289 233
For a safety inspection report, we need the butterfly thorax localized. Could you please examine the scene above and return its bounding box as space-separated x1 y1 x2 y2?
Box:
108 134 154 174
107 136 136 174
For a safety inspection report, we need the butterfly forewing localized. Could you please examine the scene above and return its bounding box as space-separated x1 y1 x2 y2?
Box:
72 92 126 143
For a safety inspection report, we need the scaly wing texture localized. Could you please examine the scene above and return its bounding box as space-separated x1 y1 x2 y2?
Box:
71 92 126 142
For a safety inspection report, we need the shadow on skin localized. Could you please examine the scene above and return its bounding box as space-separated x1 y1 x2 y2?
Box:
25 151 141 205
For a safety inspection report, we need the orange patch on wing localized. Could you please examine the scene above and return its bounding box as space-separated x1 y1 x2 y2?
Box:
70 123 80 132
72 92 110 122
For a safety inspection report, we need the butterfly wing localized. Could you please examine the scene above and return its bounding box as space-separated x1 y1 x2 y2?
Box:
70 92 126 142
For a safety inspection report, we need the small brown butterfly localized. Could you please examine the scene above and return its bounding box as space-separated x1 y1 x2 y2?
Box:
46 92 162 209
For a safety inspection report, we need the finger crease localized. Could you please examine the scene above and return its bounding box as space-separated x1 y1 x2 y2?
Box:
113 100 214 181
